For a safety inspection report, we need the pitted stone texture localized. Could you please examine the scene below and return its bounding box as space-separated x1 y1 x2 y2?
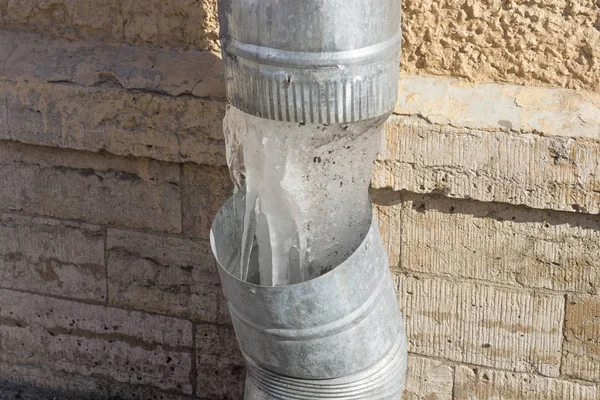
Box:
402 0 600 92
398 275 564 376
375 194 600 295
0 363 191 400
107 383 195 400
0 0 220 51
0 213 106 301
0 80 227 166
107 229 223 323
403 356 453 400
0 363 108 400
0 289 193 394
196 323 245 400
374 116 600 214
455 366 600 399
0 141 181 232
182 164 233 240
563 294 600 382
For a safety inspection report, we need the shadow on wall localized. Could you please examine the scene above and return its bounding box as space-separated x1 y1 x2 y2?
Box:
0 380 104 400
371 187 600 231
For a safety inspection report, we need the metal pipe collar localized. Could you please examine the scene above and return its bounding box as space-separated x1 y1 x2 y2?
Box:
218 0 402 124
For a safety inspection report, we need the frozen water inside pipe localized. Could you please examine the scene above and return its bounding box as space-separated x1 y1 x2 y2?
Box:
224 105 386 286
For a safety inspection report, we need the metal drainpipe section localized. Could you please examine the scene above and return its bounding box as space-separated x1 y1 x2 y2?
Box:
211 1 406 399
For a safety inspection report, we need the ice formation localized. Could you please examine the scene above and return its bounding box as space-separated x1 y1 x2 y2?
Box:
224 106 386 286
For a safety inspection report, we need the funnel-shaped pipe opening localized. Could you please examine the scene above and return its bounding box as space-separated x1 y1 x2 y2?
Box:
212 198 407 398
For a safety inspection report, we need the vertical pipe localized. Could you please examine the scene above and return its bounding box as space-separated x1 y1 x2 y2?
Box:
213 1 406 398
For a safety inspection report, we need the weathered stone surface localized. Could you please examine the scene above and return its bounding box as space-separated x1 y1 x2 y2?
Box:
196 323 245 400
0 382 63 400
0 80 227 166
455 365 600 399
374 201 404 269
374 116 600 214
395 77 600 139
107 383 193 400
3 0 599 91
107 229 222 323
0 30 225 98
0 289 193 394
0 141 181 232
0 213 106 301
0 0 220 51
402 1 600 92
398 275 564 376
375 193 600 295
0 363 108 400
217 288 234 325
563 294 600 382
404 355 453 400
0 362 191 400
182 164 233 240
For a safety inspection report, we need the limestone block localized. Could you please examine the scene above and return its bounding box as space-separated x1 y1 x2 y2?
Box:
563 294 600 382
0 363 108 400
107 229 223 323
0 363 192 400
0 213 105 300
376 194 600 295
455 365 600 399
182 164 233 240
0 141 181 232
404 355 453 400
0 0 220 51
0 30 225 98
107 382 194 400
374 117 600 214
394 77 600 139
374 202 403 268
4 0 599 91
398 275 564 376
0 80 227 166
0 289 193 393
196 323 245 400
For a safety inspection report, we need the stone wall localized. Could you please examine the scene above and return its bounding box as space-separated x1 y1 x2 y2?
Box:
0 1 599 399
402 0 600 91
1 0 599 90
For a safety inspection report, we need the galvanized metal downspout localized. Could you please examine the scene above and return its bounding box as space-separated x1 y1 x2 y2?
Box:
218 0 402 124
212 1 406 399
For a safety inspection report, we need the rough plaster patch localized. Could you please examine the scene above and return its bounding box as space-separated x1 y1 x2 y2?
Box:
401 0 600 92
